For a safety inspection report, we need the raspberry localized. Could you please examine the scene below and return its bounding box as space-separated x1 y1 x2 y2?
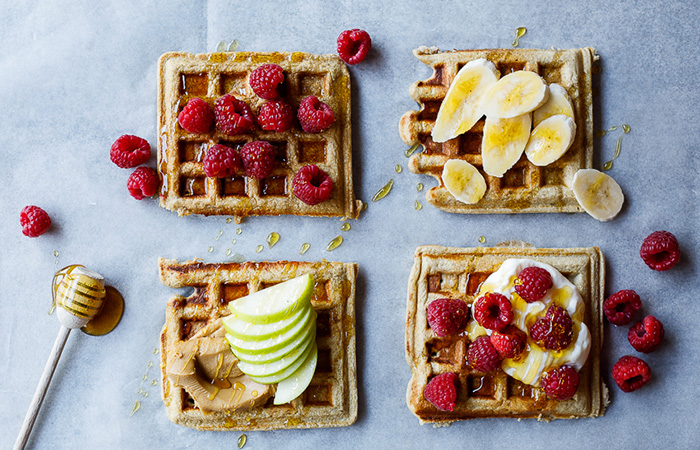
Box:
603 289 641 326
203 144 243 178
426 298 470 338
529 306 574 351
514 266 553 302
240 141 278 179
466 336 501 372
336 29 372 65
423 372 458 411
490 325 527 359
214 95 255 135
297 95 335 133
257 101 294 132
178 97 214 134
540 365 580 400
628 315 664 353
110 135 151 168
249 64 285 100
127 167 160 200
20 206 51 237
472 293 513 332
292 164 333 206
612 355 651 392
640 230 681 271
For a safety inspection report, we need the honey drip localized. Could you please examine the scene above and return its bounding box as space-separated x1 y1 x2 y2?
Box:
404 143 420 157
208 246 214 253
478 236 486 244
601 124 631 170
236 227 243 235
416 183 424 192
414 200 422 211
229 40 239 52
255 245 263 253
372 179 394 202
215 230 223 241
299 243 310 255
226 217 233 224
512 27 527 47
232 239 237 245
395 164 402 173
238 434 247 449
267 232 280 248
130 401 141 417
226 249 232 256
340 223 350 231
326 236 343 251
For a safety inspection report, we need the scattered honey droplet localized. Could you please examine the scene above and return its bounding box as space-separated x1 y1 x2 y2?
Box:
208 246 214 253
147 361 152 368
341 223 351 232
216 40 227 52
226 217 233 224
130 401 141 417
152 347 158 354
267 232 280 248
622 124 631 134
215 230 223 241
143 374 148 381
226 249 232 256
143 391 149 398
238 434 247 449
478 236 486 244
255 245 263 253
232 239 237 245
416 182 424 192
608 125 618 131
138 388 142 395
404 143 420 157
372 179 394 202
512 27 527 47
395 164 402 173
151 379 157 386
597 130 607 137
53 250 59 258
229 39 239 52
236 227 243 235
48 304 56 315
299 243 310 255
414 200 423 211
326 236 343 251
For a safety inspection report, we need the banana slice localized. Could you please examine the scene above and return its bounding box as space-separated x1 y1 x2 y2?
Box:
481 113 531 177
533 83 574 126
571 169 624 221
442 159 487 204
431 58 499 143
482 70 549 119
524 114 576 166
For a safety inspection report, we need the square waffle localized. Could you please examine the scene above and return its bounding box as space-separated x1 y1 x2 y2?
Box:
157 51 361 221
399 47 598 214
159 257 358 430
406 244 607 424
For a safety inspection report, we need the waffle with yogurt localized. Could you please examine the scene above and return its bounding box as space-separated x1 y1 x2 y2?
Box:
158 51 361 221
406 245 607 424
399 47 597 214
159 258 358 430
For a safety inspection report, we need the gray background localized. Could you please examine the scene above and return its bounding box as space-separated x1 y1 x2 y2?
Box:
1 0 698 448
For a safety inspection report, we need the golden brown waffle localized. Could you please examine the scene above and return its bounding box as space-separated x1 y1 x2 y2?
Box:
399 47 598 214
158 51 361 221
159 257 358 430
406 245 607 424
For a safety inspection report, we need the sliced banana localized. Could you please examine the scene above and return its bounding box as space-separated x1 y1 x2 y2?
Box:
533 83 574 126
481 113 531 177
482 71 549 119
442 159 487 204
571 169 624 221
524 114 576 166
431 58 500 143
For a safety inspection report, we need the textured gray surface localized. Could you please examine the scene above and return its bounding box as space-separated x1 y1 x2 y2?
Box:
1 0 698 448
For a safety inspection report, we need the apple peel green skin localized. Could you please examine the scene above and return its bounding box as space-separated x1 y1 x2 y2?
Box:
228 273 314 325
250 341 317 385
223 304 309 342
273 341 318 405
236 328 316 377
225 307 315 355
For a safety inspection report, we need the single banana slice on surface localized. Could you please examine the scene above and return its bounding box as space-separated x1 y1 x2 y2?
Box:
571 169 624 221
442 159 487 204
482 70 549 119
525 114 576 166
431 58 500 143
533 83 575 126
481 113 532 177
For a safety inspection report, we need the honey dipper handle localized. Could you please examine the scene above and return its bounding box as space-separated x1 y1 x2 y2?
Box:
14 325 71 450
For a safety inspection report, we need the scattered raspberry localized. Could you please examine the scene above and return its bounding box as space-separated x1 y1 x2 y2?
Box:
178 97 214 134
640 230 680 271
472 293 513 332
540 365 580 400
297 95 335 133
110 135 151 168
127 167 160 200
426 298 470 337
423 372 458 411
240 141 278 179
214 95 255 135
514 266 553 302
603 289 641 326
336 29 372 65
612 355 651 392
490 325 527 359
529 306 574 351
249 64 285 100
628 315 665 353
257 101 294 132
292 164 333 206
203 144 243 178
20 206 51 237
466 336 501 372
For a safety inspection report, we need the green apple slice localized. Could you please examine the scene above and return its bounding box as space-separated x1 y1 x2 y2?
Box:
273 341 318 404
237 329 316 378
226 306 314 355
251 341 317 385
223 304 309 342
228 273 313 325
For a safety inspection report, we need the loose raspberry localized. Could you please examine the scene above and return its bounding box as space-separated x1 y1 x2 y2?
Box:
336 29 372 65
426 298 470 338
628 315 664 353
203 144 243 178
240 141 278 179
214 95 255 135
127 167 160 200
472 293 513 332
20 206 51 237
540 365 580 400
257 101 294 132
292 164 333 205
529 305 574 351
110 135 151 169
640 230 681 271
178 97 214 134
514 266 553 302
423 372 458 411
466 336 501 372
603 289 641 326
490 325 527 359
249 64 285 100
297 95 335 133
612 355 651 392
